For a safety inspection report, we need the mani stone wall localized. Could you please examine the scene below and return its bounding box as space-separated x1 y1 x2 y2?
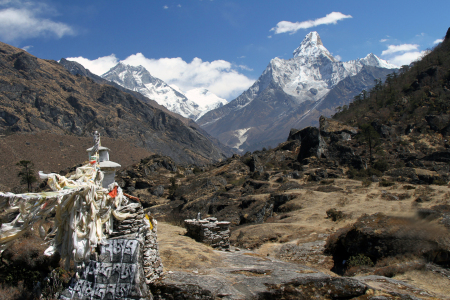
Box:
60 202 163 300
184 217 230 249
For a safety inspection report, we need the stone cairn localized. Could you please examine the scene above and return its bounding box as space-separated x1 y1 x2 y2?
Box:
60 201 163 300
184 217 231 250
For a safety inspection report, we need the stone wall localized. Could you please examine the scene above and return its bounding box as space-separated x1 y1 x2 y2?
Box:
60 201 163 299
184 217 230 249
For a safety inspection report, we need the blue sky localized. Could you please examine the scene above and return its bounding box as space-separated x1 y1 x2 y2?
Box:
0 0 448 100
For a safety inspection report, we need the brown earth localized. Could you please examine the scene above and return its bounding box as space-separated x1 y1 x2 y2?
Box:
0 132 152 191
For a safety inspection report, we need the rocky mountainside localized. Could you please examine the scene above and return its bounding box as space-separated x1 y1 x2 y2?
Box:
0 41 231 182
109 111 450 298
100 63 227 121
197 31 397 152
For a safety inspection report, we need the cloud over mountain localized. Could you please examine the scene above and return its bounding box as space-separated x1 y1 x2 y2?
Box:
68 53 255 101
271 12 352 35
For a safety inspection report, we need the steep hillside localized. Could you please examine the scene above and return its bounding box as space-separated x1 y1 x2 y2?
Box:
58 58 231 156
0 41 231 189
334 28 450 130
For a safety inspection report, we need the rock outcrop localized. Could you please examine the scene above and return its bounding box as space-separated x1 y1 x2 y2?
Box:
184 217 231 250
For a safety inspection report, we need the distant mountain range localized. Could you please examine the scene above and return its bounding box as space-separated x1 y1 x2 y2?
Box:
63 60 226 121
0 41 231 170
197 31 398 152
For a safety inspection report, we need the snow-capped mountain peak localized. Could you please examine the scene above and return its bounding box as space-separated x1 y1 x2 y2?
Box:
101 63 227 121
102 63 201 119
293 31 335 61
360 53 398 69
197 31 399 153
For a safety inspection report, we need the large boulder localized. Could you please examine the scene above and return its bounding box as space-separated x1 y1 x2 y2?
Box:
291 127 327 162
425 115 450 135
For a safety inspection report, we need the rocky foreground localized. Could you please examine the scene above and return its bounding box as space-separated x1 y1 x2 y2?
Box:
153 222 448 299
103 116 450 299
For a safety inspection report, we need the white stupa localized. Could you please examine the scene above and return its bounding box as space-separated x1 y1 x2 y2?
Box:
86 131 121 188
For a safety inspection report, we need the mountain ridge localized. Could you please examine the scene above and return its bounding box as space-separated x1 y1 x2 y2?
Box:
197 31 397 152
0 41 232 173
100 62 227 121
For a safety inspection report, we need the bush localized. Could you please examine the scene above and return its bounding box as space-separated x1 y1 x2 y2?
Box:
192 167 202 174
380 179 395 187
373 160 389 172
347 254 374 268
326 208 345 222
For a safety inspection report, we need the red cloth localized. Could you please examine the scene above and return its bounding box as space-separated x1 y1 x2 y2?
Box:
108 186 118 198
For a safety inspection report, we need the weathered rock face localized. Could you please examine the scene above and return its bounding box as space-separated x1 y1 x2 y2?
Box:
60 202 163 299
289 127 327 161
184 217 230 249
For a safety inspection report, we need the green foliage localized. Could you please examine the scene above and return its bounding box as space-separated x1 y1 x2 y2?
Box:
41 267 72 299
432 178 447 186
333 36 450 129
16 160 37 192
347 167 382 179
380 179 395 187
347 254 374 268
230 177 246 187
359 124 380 163
373 159 389 173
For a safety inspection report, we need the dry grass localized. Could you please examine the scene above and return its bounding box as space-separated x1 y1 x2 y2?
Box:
394 270 450 299
157 222 225 272
0 132 152 190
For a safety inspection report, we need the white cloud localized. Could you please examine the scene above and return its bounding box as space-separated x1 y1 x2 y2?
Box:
0 2 75 41
334 55 342 61
237 64 253 71
434 39 443 44
66 54 119 75
163 5 168 9
271 12 352 35
380 42 429 66
387 51 427 66
379 39 388 42
21 45 32 51
177 4 181 7
381 44 419 56
70 53 255 101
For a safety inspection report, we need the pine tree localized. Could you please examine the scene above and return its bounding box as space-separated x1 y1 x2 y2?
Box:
16 160 37 192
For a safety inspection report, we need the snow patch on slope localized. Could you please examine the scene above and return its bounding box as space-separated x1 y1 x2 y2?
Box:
234 127 252 151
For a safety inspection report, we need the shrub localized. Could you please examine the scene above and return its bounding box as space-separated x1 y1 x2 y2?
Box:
361 178 372 187
433 178 448 185
192 167 202 174
373 159 389 172
380 179 395 187
347 254 374 268
326 208 345 222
